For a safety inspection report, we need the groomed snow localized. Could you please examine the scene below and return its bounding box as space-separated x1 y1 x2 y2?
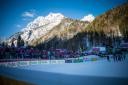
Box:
19 59 128 78
0 58 128 85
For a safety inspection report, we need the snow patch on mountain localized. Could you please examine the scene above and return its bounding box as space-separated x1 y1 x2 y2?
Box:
22 12 64 31
21 12 65 43
81 14 95 22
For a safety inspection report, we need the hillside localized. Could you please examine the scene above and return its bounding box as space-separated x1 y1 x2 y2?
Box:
87 3 128 38
84 3 128 48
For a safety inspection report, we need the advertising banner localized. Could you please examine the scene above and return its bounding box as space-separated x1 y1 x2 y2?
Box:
29 61 38 65
65 59 72 63
17 61 29 66
38 60 50 64
73 59 83 63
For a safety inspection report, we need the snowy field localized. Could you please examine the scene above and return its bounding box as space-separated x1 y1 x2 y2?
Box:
0 57 128 85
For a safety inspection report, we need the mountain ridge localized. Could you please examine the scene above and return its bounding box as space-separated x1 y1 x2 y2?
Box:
7 3 128 50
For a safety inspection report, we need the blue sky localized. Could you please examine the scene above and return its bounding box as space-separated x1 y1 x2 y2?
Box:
0 0 127 38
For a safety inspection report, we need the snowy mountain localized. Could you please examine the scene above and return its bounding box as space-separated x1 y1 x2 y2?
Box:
8 12 89 47
31 18 89 47
35 3 128 50
8 3 128 50
20 13 65 44
22 12 65 31
81 14 95 22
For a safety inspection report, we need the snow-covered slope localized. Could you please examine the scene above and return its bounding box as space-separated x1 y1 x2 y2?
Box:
7 12 89 47
81 14 95 22
21 12 65 43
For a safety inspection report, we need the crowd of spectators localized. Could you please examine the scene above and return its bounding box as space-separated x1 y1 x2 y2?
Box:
0 45 127 62
0 46 84 60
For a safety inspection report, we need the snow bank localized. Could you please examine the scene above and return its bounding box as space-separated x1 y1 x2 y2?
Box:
19 60 128 78
0 59 128 85
0 56 128 85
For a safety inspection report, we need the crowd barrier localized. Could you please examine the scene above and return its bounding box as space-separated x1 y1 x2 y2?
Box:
65 56 98 63
0 60 65 68
0 56 99 67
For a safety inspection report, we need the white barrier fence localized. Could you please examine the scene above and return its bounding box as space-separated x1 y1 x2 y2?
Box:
0 60 65 68
0 55 100 68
